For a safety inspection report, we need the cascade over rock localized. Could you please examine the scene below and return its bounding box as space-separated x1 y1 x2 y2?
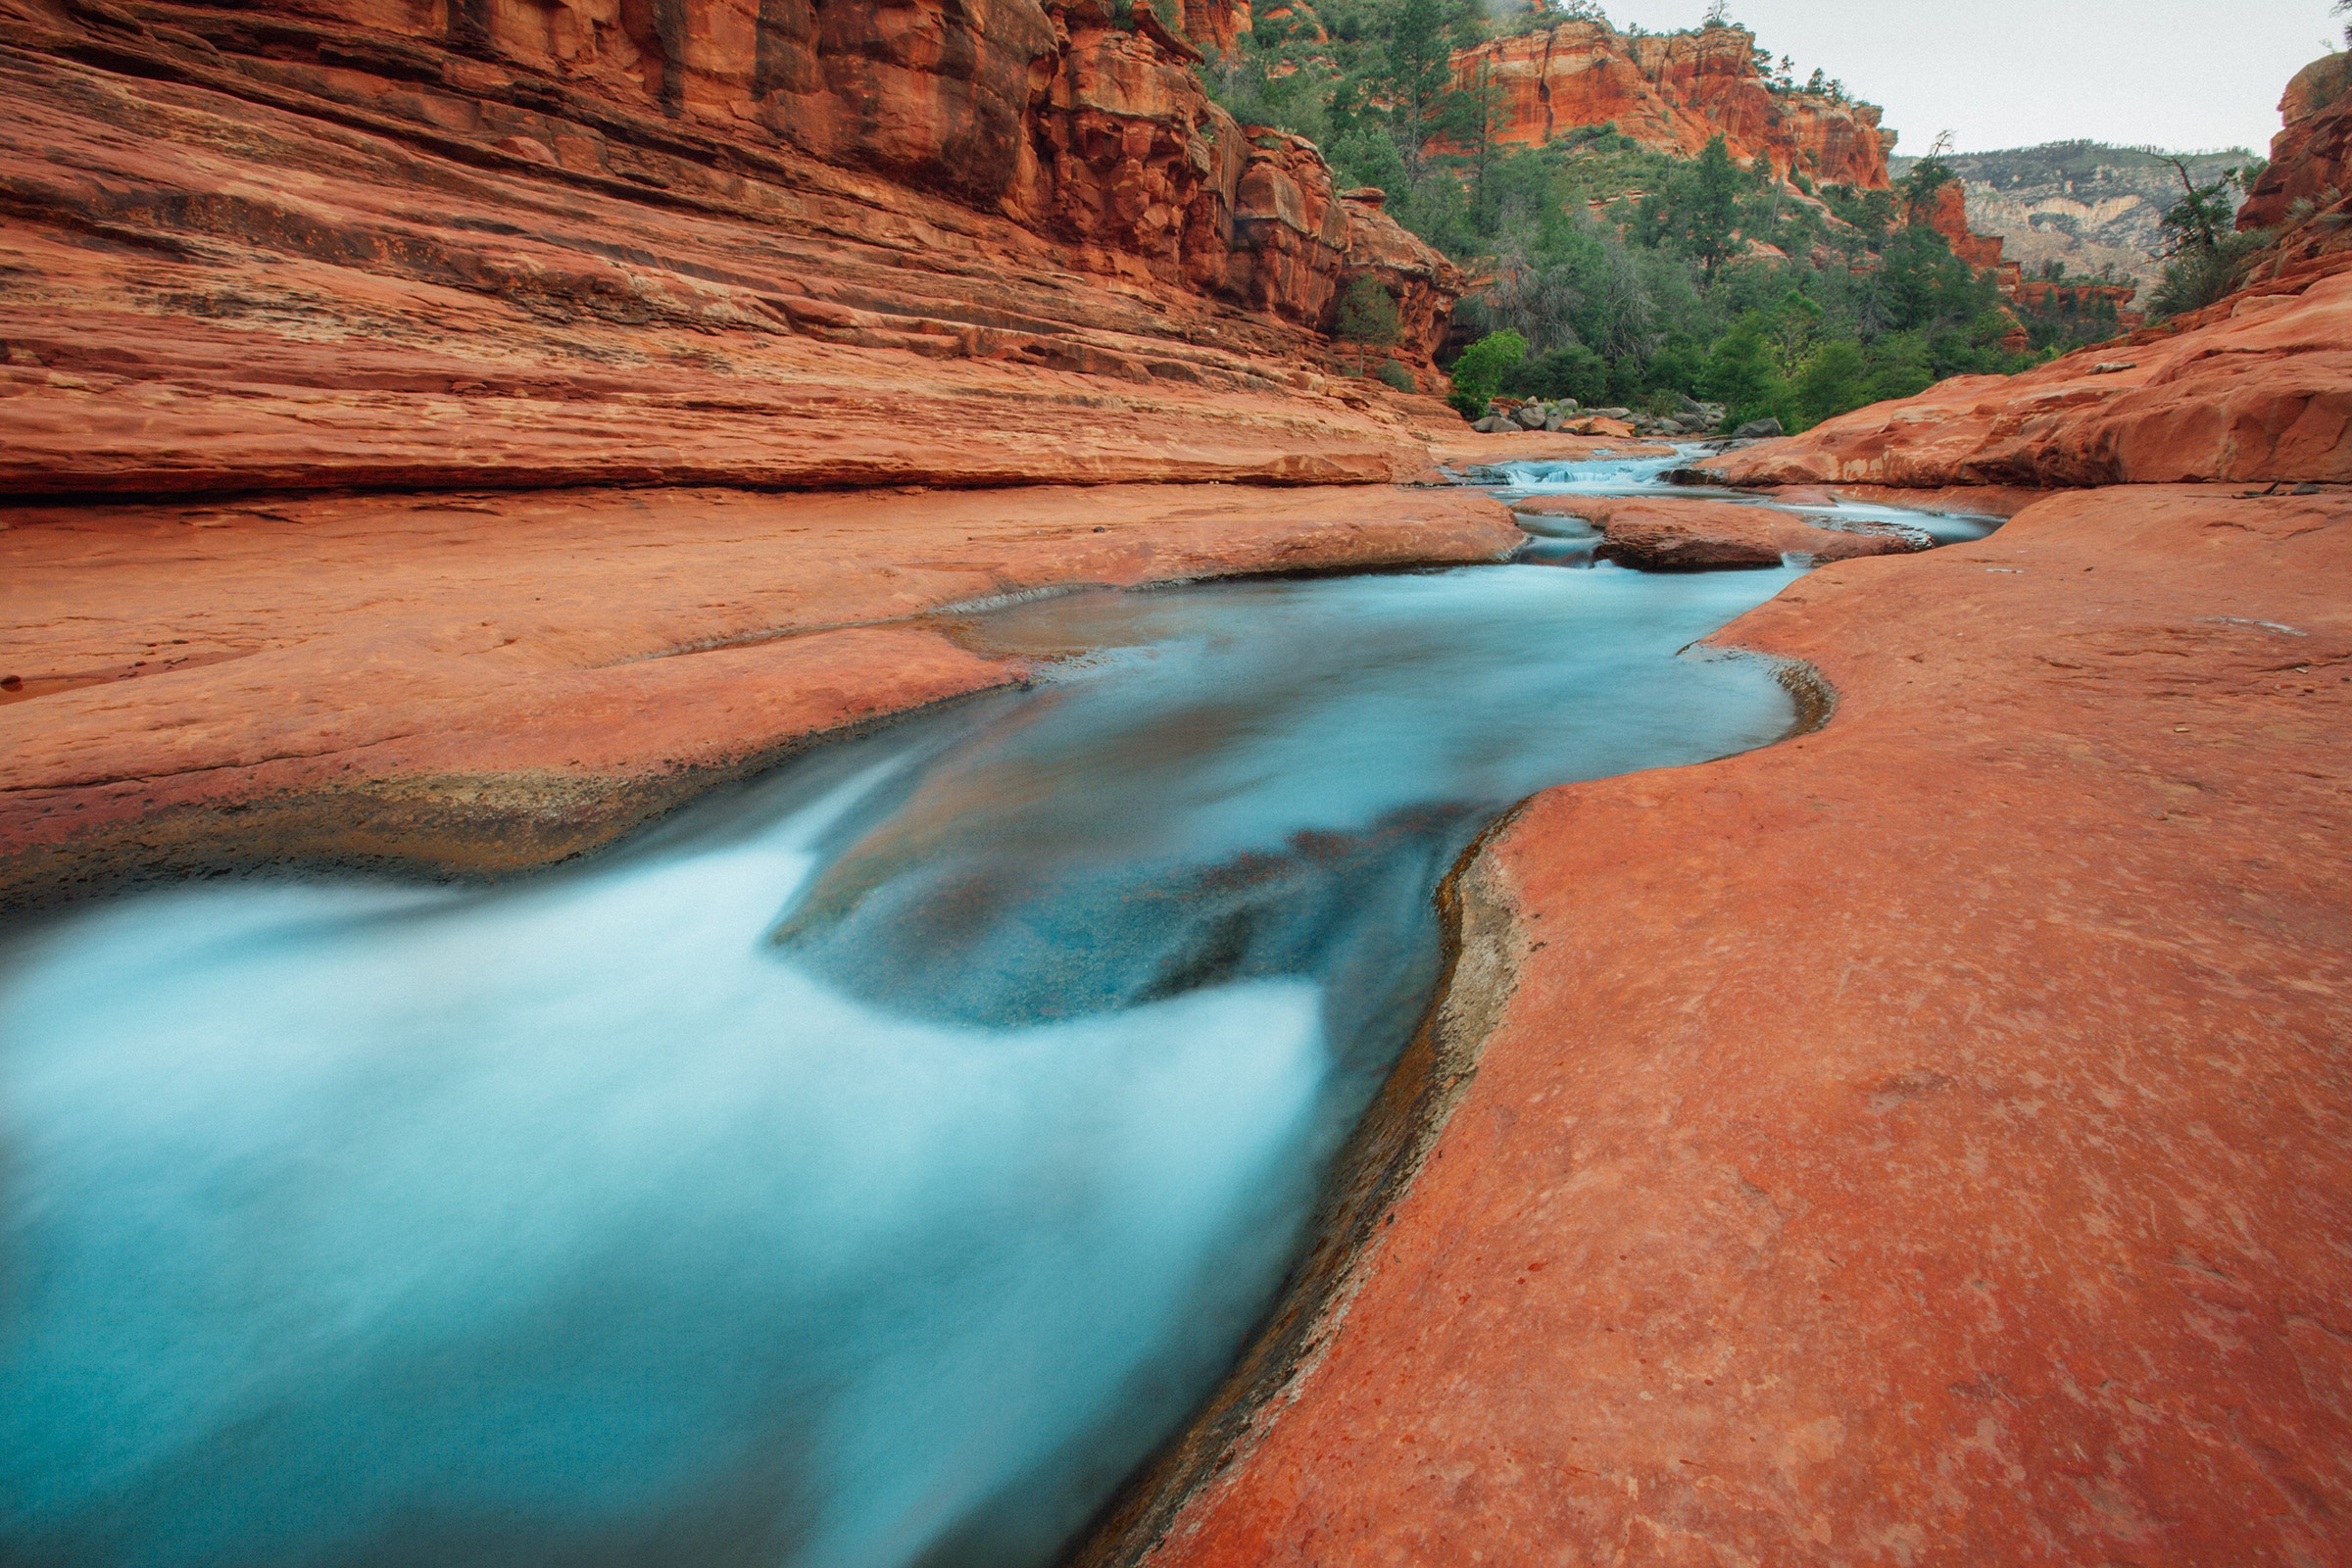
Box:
1446 22 1892 188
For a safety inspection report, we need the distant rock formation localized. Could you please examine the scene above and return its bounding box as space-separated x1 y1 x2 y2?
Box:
1919 180 2144 333
1894 145 2251 295
1166 0 1253 57
1923 180 2013 276
1446 22 1892 189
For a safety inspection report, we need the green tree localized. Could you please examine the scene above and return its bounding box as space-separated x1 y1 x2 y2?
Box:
1386 0 1468 172
1336 274 1403 374
1700 312 1787 427
1509 344 1610 405
1900 155 1956 224
1861 331 1935 403
1791 338 1870 427
1670 135 1745 276
1439 51 1507 206
1446 328 1527 416
2149 159 2262 318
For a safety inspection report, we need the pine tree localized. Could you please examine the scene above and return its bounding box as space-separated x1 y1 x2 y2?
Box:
1336 275 1403 374
1676 134 1744 276
1386 0 1455 173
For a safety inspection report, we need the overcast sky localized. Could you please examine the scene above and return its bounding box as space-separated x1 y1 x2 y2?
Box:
1590 0 2339 157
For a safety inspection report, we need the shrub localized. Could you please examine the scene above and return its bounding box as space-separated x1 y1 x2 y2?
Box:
1446 329 1528 417
1506 343 1610 405
1376 359 1419 393
2149 229 2270 319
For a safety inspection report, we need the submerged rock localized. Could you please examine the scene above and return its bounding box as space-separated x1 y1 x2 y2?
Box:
1513 495 1927 570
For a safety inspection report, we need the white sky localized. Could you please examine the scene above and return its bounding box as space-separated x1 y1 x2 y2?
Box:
1589 0 2340 157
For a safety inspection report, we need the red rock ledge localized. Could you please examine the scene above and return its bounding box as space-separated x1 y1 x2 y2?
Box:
1513 495 1931 569
0 484 1516 906
1108 481 2352 1567
1695 255 2352 490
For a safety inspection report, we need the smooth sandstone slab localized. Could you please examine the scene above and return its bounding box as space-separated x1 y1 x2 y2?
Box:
1138 486 2352 1566
0 482 1519 903
1512 495 1931 569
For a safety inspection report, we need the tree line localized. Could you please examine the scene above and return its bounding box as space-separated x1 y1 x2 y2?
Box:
1200 2 2093 431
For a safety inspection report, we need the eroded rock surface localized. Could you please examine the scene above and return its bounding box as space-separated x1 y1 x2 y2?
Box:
1131 482 2352 1567
0 0 1466 501
1514 495 1931 569
0 483 1517 904
1694 255 2352 489
1446 21 1891 187
2240 55 2352 236
2239 55 2352 279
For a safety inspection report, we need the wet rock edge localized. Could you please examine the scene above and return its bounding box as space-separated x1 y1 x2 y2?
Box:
1063 650 1839 1568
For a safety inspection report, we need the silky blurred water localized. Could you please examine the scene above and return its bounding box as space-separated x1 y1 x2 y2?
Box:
0 557 1807 1568
1490 454 2006 550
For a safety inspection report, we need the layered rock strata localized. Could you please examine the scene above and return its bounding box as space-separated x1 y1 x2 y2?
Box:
2239 56 2352 235
0 483 1518 906
1925 178 2020 280
0 0 1465 505
1447 22 1891 188
2239 55 2352 278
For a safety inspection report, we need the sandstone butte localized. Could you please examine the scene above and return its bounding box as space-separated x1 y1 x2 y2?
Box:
5 4 2352 1565
1447 20 1893 189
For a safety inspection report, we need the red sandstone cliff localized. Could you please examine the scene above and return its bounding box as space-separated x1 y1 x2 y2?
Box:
0 0 1458 396
1448 22 1891 188
0 0 1495 889
2238 54 2352 279
1925 178 2014 275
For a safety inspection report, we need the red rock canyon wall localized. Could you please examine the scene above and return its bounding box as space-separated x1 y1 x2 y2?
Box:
1448 22 1892 189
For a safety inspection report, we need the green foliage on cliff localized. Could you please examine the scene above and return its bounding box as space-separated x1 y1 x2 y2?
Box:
1336 274 1403 372
1199 1 2038 426
2148 161 2271 319
1442 137 2032 431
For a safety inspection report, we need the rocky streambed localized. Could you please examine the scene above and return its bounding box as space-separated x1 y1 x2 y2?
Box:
0 461 2001 1567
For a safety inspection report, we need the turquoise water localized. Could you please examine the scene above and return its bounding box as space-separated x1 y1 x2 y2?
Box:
1 511 1837 1565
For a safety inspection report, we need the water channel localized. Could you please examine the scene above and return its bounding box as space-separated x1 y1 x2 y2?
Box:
0 457 1998 1568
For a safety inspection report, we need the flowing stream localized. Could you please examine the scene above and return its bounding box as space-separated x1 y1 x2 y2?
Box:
0 458 1994 1568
